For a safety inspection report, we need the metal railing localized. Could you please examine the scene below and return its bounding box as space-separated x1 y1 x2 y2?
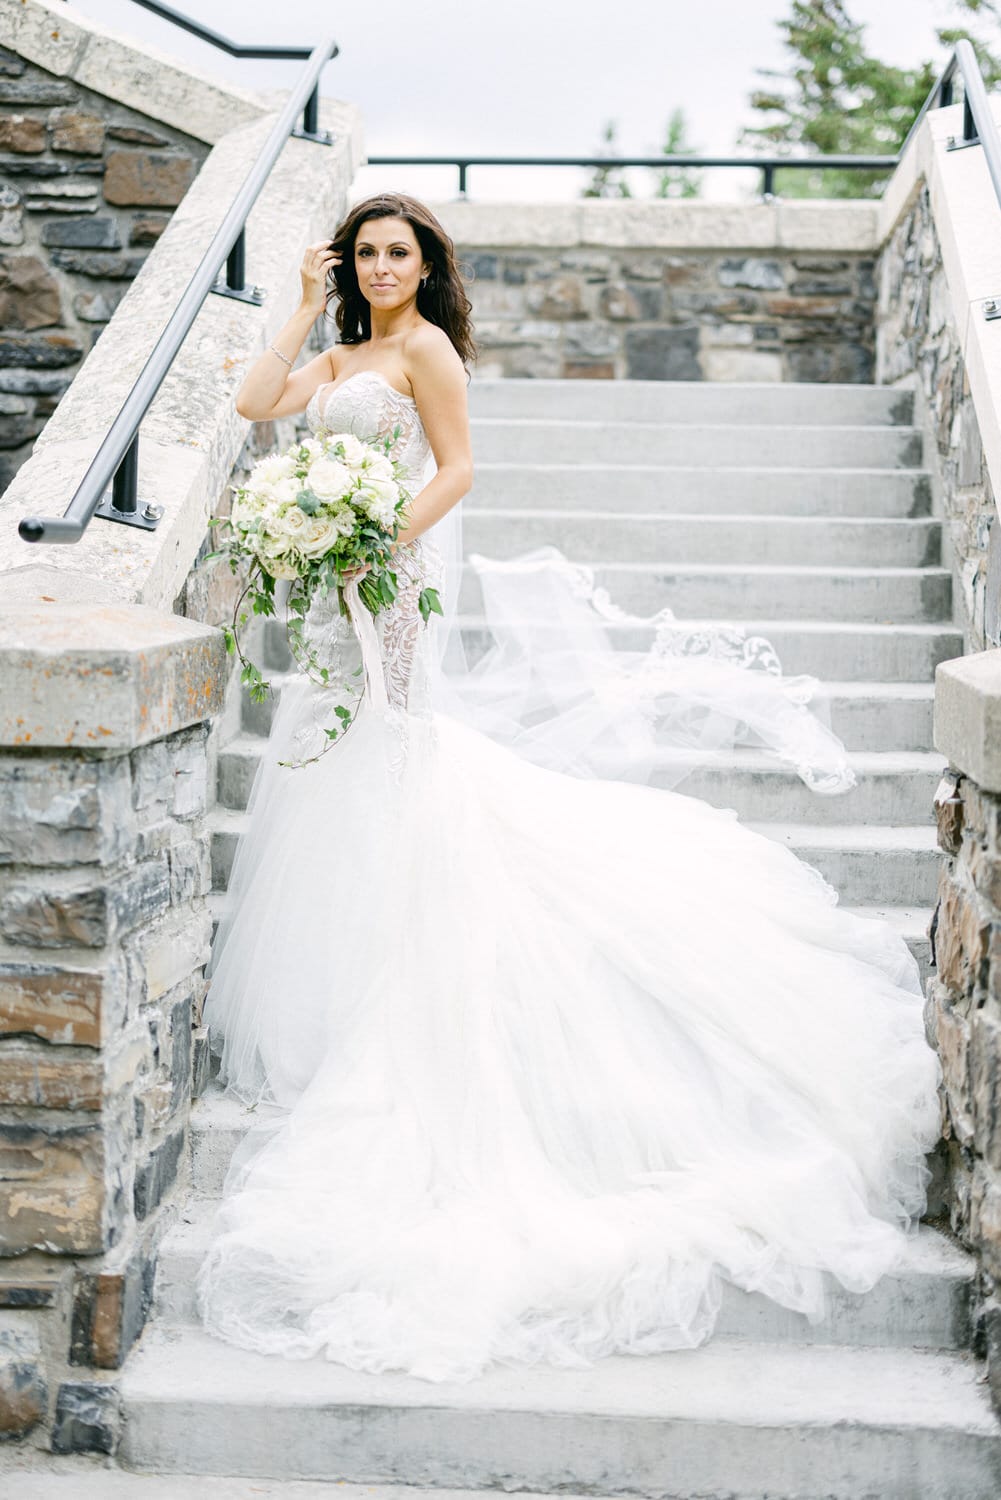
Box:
367 152 901 200
19 9 338 543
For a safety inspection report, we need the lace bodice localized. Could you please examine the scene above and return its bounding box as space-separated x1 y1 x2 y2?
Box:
287 370 444 765
306 370 433 490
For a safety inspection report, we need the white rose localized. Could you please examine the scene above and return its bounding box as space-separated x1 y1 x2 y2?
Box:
255 528 292 560
261 555 299 581
271 477 301 508
365 477 399 506
252 453 295 485
363 453 394 481
333 433 368 468
297 515 344 559
276 506 309 540
307 458 351 502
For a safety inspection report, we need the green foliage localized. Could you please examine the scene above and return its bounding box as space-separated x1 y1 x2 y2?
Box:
938 0 1001 87
652 108 705 200
582 120 633 199
581 111 704 200
739 0 936 198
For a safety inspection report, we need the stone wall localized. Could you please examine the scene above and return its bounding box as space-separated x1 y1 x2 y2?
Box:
0 607 228 1450
931 651 1001 1413
0 0 361 1449
877 181 1000 654
424 201 883 384
0 44 210 496
458 246 878 383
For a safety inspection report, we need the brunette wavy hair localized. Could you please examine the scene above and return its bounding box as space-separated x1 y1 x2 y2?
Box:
325 192 477 371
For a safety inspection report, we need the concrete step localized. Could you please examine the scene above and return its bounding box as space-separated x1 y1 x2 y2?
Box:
469 420 924 468
0 1476 481 1500
457 562 952 622
448 619 963 684
461 512 941 566
216 735 942 826
747 823 941 906
465 464 932 516
209 793 934 913
152 1190 972 1351
261 614 960 684
467 377 916 427
118 1325 1001 1497
243 673 934 752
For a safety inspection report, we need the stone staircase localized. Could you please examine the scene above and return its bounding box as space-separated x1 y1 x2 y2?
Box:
116 379 1001 1497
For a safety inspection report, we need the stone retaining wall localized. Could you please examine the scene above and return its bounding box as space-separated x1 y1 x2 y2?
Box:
426 201 882 383
0 44 210 495
877 182 1000 654
932 651 1001 1411
0 606 228 1450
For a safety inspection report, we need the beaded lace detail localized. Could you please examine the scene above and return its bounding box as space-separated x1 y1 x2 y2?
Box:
303 370 444 721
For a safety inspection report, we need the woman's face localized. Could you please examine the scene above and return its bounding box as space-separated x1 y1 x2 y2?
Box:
353 215 429 309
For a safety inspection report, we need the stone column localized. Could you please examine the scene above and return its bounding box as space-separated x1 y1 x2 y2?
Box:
930 648 1001 1414
0 601 226 1450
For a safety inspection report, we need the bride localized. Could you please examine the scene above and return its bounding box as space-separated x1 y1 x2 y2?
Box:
196 191 944 1383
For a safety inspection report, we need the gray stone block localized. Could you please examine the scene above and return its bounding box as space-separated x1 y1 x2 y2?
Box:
51 1379 121 1455
133 1126 185 1221
718 256 785 290
41 217 120 249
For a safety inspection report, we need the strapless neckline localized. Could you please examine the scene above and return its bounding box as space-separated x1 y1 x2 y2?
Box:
315 370 418 408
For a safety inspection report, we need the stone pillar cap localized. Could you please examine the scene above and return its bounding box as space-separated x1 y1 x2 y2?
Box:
934 649 1001 792
0 599 228 750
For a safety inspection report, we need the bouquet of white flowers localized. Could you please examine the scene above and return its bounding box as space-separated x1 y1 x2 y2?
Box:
207 420 442 766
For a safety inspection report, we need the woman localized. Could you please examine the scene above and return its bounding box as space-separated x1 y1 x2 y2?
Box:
196 192 943 1384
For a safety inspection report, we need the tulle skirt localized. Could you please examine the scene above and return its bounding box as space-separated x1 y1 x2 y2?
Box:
196 669 943 1383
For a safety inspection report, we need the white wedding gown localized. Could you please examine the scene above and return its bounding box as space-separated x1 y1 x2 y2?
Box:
196 371 944 1383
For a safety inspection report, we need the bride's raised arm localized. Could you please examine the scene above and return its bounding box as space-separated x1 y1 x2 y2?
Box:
235 240 342 422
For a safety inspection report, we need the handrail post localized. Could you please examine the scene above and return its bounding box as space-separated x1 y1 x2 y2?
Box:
458 162 468 199
212 225 263 305
93 433 163 532
303 85 319 137
226 229 246 294
113 434 139 515
761 162 775 198
291 83 334 146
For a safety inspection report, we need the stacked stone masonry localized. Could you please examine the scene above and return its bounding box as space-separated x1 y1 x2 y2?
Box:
931 771 1001 1412
461 247 877 384
0 43 208 495
877 181 1000 654
0 715 219 1448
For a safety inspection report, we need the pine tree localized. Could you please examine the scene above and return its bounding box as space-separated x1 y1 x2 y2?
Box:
738 0 936 198
652 108 705 199
581 112 704 200
581 120 633 199
938 0 1001 87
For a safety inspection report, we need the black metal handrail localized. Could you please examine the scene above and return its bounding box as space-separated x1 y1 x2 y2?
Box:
19 16 338 543
367 152 900 200
128 0 313 60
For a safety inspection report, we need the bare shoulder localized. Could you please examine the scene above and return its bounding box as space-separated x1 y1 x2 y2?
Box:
404 323 465 388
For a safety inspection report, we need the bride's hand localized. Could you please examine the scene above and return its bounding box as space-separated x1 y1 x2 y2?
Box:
299 240 341 317
341 561 371 585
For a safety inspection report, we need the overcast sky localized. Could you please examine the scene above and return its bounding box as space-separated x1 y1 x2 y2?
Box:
71 0 958 202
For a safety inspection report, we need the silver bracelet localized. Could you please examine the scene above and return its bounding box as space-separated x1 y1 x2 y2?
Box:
268 344 293 368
